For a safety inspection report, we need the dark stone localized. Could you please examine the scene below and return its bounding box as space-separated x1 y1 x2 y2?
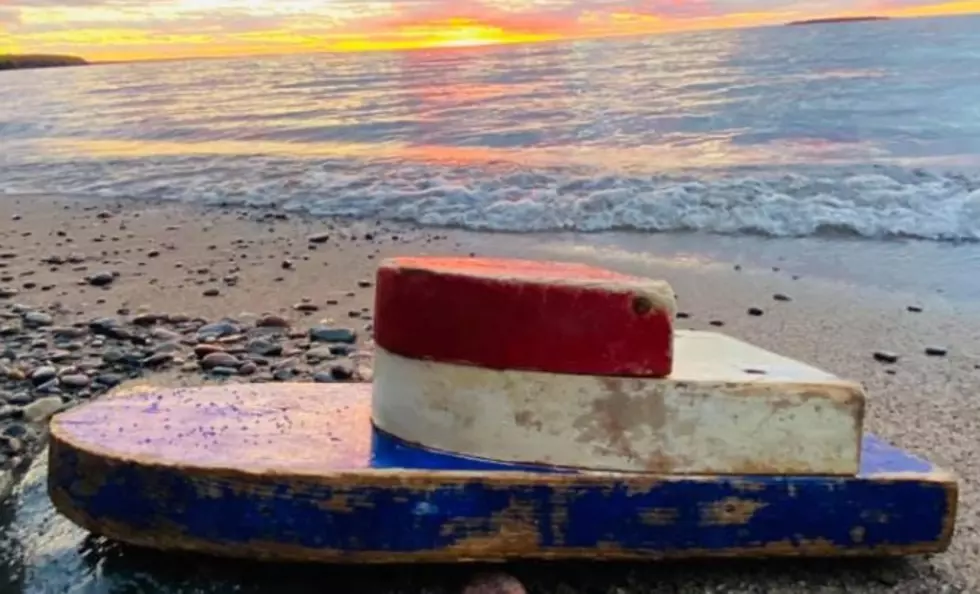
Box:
329 363 354 381
142 352 174 368
773 293 791 302
873 351 899 364
30 366 57 385
307 233 330 244
709 320 725 327
247 339 282 357
86 271 115 286
907 305 923 313
747 307 764 316
924 346 947 357
202 288 220 297
676 312 690 319
256 314 289 328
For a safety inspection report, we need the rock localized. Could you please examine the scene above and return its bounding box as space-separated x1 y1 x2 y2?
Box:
256 314 290 328
22 396 64 422
925 346 948 357
131 313 161 326
196 321 240 339
309 326 357 343
0 470 11 503
194 344 225 358
201 352 242 369
709 320 724 327
676 312 690 319
209 366 239 376
313 371 335 383
23 311 53 327
30 366 57 385
0 286 18 298
142 352 174 368
94 373 123 387
281 260 294 270
907 305 923 313
329 363 354 381
873 351 899 364
239 361 258 375
461 572 527 594
86 271 116 286
203 288 221 297
89 317 130 339
293 302 319 312
59 374 91 388
305 346 334 363
747 307 764 316
307 233 330 244
357 280 372 288
247 339 282 357
773 293 791 302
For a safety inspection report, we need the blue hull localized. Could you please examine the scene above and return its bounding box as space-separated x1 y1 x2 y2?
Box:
46 384 957 563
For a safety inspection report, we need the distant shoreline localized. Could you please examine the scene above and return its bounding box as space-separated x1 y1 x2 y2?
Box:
786 16 890 26
0 54 87 71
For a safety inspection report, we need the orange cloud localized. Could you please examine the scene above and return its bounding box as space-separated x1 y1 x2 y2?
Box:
3 0 980 61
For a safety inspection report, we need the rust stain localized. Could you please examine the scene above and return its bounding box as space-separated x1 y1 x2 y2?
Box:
571 378 669 465
513 410 543 432
699 497 768 526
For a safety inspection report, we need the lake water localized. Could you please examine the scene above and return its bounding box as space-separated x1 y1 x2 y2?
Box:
2 16 980 242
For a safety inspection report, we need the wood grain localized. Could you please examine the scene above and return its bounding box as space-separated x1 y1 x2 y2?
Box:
47 383 956 563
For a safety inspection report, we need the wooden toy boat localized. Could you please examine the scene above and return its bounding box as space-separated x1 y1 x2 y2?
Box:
45 257 958 563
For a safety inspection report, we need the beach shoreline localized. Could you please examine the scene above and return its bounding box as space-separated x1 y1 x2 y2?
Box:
0 193 978 593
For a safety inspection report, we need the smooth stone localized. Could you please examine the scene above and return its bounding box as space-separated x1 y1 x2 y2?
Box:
23 311 53 327
22 396 64 422
209 366 239 376
305 347 335 362
30 366 57 385
329 363 354 380
196 321 239 339
194 344 225 358
0 470 11 503
94 374 123 387
59 374 91 388
925 346 948 357
256 314 290 328
201 352 241 369
142 353 174 368
312 371 335 383
247 339 282 357
874 351 899 364
86 271 115 286
309 326 357 343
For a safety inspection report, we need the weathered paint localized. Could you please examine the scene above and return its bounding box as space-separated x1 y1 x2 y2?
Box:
372 331 866 475
47 383 955 563
373 256 676 377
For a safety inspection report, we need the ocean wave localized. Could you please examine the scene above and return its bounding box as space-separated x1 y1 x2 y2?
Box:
3 157 979 241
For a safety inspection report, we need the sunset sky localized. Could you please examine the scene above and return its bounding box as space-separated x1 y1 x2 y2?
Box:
1 0 979 61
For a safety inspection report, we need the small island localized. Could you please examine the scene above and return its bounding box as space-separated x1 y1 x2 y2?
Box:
0 54 88 71
787 16 890 26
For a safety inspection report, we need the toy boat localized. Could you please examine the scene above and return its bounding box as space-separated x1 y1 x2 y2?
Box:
46 257 958 563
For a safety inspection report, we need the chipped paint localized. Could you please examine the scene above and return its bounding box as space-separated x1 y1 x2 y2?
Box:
47 383 956 563
372 331 866 475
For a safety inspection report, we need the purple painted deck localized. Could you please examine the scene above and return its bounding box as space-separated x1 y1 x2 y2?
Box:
47 384 957 563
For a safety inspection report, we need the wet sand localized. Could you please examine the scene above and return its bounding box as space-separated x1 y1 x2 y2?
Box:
1 194 978 593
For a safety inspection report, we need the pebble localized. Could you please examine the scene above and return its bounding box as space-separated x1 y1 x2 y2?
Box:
0 470 13 504
22 396 65 422
925 346 948 357
201 352 242 369
23 311 53 327
461 573 526 594
747 307 764 316
86 271 116 287
29 366 57 385
307 233 330 244
309 326 357 343
256 314 290 328
773 293 791 302
907 305 923 313
60 374 91 388
873 351 899 364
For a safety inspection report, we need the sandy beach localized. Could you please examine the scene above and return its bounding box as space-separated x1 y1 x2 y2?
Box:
0 194 978 593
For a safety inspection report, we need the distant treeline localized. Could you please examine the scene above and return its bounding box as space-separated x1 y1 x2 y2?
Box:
0 54 88 71
786 16 890 25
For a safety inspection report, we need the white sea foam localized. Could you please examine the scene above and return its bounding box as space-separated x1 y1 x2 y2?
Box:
3 156 979 241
